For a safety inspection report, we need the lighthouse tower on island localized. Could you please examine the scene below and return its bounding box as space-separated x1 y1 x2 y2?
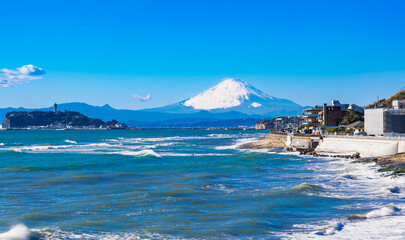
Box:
53 103 58 113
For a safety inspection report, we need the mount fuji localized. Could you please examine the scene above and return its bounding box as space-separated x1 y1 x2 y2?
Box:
146 78 304 116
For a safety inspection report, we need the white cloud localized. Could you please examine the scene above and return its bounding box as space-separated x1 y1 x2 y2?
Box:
17 64 46 76
132 93 151 102
0 64 46 87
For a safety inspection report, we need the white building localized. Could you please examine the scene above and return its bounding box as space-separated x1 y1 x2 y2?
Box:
331 100 364 113
365 100 405 135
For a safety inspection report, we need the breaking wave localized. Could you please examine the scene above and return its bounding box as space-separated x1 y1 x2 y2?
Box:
291 183 325 193
0 225 187 240
285 152 405 239
363 204 400 219
0 224 30 240
64 139 77 144
310 204 402 237
215 137 259 150
109 149 162 158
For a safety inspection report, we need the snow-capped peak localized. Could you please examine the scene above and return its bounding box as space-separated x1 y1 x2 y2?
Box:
184 78 273 110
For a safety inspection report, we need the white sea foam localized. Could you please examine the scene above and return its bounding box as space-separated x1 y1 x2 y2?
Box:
208 133 233 138
160 152 233 157
0 143 5 146
117 136 207 143
203 183 234 193
1 141 174 157
364 204 399 219
0 132 268 161
215 137 258 150
86 143 113 147
207 133 249 138
300 155 405 200
286 204 405 239
2 142 117 154
107 133 265 145
328 215 405 240
0 224 30 240
106 139 119 142
215 145 237 150
31 227 180 240
284 151 405 239
19 145 71 151
321 222 344 235
109 149 162 158
157 142 175 147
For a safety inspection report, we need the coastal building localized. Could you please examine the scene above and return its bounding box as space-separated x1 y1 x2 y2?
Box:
303 106 323 127
303 100 364 127
365 100 405 136
256 116 303 131
331 100 364 113
319 103 345 127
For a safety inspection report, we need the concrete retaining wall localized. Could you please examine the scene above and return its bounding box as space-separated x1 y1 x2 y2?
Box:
286 135 312 149
316 137 405 157
269 132 320 150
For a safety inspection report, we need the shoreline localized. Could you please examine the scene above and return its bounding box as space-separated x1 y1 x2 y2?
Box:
361 153 405 175
242 135 405 175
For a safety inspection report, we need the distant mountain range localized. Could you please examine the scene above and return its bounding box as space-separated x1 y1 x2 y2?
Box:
146 78 304 115
0 78 307 128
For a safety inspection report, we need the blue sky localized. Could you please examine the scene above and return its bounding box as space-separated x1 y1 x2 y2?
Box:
0 0 404 109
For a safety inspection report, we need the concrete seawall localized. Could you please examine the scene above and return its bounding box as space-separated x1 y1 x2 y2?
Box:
315 136 405 157
268 132 320 151
247 132 405 158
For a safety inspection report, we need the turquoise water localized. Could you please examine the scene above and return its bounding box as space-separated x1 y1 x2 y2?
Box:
0 130 404 239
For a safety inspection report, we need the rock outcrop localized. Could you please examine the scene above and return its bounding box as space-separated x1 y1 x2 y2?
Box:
255 120 273 130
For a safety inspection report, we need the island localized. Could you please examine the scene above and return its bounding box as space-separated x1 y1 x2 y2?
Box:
1 110 128 130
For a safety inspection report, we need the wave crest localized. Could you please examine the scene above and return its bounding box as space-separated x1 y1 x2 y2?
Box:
291 183 324 193
0 224 30 240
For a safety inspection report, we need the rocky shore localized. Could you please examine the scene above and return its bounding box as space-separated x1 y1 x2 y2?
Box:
300 150 361 159
360 153 405 175
299 145 405 175
375 152 405 168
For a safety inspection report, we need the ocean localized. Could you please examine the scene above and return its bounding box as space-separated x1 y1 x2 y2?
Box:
0 129 404 239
